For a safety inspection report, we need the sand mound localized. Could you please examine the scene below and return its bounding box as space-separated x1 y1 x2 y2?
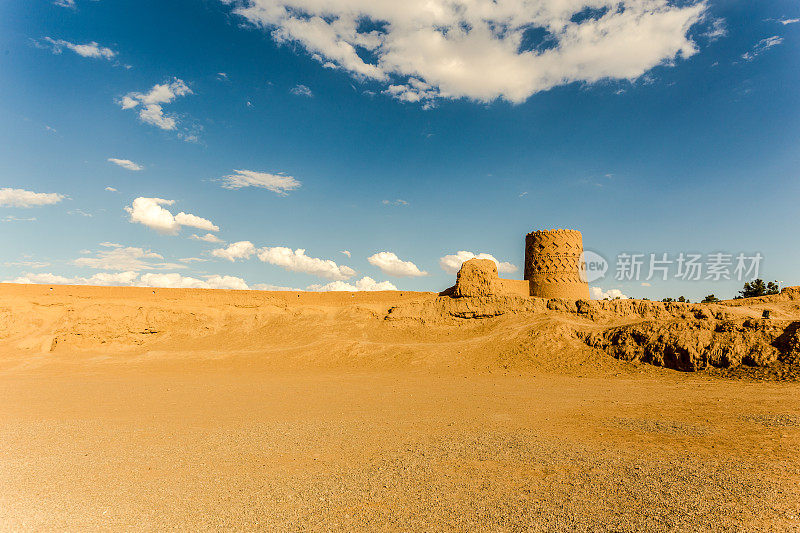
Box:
1 283 799 379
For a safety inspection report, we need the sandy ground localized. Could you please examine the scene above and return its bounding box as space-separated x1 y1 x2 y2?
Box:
1 284 799 531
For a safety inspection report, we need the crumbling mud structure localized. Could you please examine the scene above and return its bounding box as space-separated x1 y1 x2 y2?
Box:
524 229 590 300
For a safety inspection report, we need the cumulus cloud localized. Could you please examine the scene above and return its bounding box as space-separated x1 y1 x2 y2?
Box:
439 251 517 275
118 78 192 130
742 35 784 61
590 287 629 300
137 273 249 290
290 84 313 97
125 197 219 235
257 247 356 280
108 158 143 171
229 0 706 105
220 169 301 195
211 241 257 261
367 251 427 277
190 233 225 244
39 37 116 59
0 188 64 208
5 271 249 290
73 245 184 271
307 276 397 291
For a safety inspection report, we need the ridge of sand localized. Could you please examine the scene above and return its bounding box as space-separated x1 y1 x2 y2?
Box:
1 283 799 530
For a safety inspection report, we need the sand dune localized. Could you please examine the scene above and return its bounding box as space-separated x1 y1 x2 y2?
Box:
1 283 799 530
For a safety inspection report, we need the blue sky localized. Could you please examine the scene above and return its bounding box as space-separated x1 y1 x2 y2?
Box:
0 0 798 299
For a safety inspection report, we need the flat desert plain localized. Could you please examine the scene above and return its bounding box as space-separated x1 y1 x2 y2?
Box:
0 283 799 531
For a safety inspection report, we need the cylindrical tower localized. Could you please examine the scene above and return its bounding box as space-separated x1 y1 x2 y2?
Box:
524 229 589 300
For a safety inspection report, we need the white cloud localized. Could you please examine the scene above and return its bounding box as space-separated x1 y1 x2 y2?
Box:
220 169 301 195
137 273 249 290
290 84 313 97
257 247 356 280
1 216 37 222
40 38 116 59
211 241 256 262
174 212 219 232
230 0 706 105
108 158 143 171
307 276 397 291
590 287 629 300
3 260 51 269
702 18 727 41
118 78 192 130
5 271 249 290
778 18 799 26
439 251 517 275
382 198 409 206
125 197 219 235
190 233 225 244
742 35 783 61
105 186 118 192
53 0 75 7
73 245 184 271
367 251 427 277
253 283 303 291
340 250 351 257
0 188 64 208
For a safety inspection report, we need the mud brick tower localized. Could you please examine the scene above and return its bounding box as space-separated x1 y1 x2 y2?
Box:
524 229 590 300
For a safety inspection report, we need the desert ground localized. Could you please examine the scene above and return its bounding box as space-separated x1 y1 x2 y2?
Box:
1 283 799 531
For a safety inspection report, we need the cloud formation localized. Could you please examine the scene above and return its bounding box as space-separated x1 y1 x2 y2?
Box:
220 169 301 195
382 199 409 207
230 0 706 105
367 251 427 277
74 244 184 271
108 158 143 171
741 36 784 61
290 84 313 97
118 78 192 130
190 233 225 244
211 241 257 261
307 276 397 291
125 197 219 235
439 251 517 275
590 287 629 300
0 188 64 208
257 247 356 279
5 271 249 290
40 38 116 59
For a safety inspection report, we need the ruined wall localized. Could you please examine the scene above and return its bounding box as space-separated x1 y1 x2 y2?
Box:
525 229 590 300
451 259 531 298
